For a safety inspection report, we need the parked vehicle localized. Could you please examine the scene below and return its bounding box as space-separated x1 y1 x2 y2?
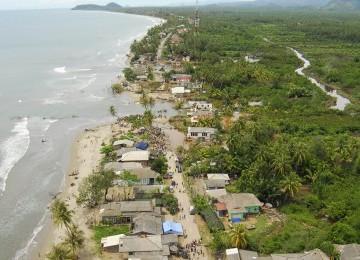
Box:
189 206 195 215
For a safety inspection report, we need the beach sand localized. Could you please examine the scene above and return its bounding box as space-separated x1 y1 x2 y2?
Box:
31 121 133 259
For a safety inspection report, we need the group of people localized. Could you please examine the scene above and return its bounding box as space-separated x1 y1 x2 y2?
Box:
185 239 205 259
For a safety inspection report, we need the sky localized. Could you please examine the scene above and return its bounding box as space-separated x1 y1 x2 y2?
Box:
0 0 256 10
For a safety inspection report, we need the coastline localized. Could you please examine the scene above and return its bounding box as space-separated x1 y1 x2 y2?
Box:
27 13 163 259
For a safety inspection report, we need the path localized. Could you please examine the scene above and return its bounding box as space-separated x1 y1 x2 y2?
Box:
157 33 172 61
159 122 208 259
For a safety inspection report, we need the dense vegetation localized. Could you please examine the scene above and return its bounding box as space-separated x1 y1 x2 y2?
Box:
117 5 360 256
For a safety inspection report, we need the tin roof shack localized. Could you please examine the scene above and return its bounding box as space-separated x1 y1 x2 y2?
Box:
204 179 226 190
207 174 230 184
118 235 170 259
132 213 163 235
99 201 156 224
119 150 150 166
217 193 263 223
187 127 216 140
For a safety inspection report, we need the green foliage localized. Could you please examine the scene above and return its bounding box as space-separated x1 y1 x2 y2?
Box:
92 225 130 244
50 199 74 230
119 170 139 184
111 83 124 94
46 243 74 260
199 207 224 232
162 193 179 215
329 223 358 244
76 171 115 207
151 155 168 175
123 67 137 82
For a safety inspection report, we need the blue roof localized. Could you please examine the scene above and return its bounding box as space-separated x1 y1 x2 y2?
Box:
136 142 149 150
162 221 183 235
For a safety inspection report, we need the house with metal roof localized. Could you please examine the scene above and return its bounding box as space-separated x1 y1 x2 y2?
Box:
337 244 360 260
132 213 163 235
113 139 134 149
127 167 159 185
205 179 226 190
217 193 263 223
101 234 126 253
187 127 216 140
119 150 150 165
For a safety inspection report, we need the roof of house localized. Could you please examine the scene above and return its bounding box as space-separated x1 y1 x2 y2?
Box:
206 189 228 198
161 234 179 245
205 179 226 189
104 162 143 172
207 174 230 181
129 167 159 179
215 203 227 211
162 221 183 235
271 249 329 260
101 234 126 248
116 147 140 157
132 213 163 235
118 235 163 253
120 151 150 162
218 193 263 214
337 244 360 260
188 127 216 134
226 248 240 260
100 201 153 217
113 139 134 147
171 86 185 94
171 74 191 79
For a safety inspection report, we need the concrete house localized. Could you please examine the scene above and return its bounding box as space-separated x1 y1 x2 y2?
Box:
217 193 263 223
101 234 126 253
171 86 190 98
207 174 230 184
187 127 216 140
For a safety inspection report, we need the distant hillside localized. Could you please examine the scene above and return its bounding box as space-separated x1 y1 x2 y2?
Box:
72 2 122 11
322 0 360 10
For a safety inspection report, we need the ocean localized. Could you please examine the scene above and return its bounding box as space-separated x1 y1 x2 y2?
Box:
0 9 174 259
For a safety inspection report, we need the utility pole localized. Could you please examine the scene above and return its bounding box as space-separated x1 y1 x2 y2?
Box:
194 0 200 36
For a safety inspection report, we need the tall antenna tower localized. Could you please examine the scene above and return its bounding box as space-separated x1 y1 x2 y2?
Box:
194 0 200 36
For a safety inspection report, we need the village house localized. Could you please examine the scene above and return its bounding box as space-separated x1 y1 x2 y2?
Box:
207 173 230 184
337 244 360 260
204 179 226 190
101 234 126 253
127 167 159 185
113 139 135 149
171 86 190 98
118 235 170 259
171 74 192 83
217 193 263 223
226 248 331 260
116 147 139 158
119 150 150 166
136 75 148 81
132 213 163 235
104 162 142 172
99 200 158 224
206 188 228 199
187 127 216 140
188 101 213 111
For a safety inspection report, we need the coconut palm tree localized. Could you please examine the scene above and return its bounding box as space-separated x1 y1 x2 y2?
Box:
280 172 301 200
46 243 74 260
271 152 291 176
62 224 85 257
229 224 248 249
50 199 74 230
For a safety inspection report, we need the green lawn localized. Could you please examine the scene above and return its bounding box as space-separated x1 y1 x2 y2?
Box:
92 225 130 244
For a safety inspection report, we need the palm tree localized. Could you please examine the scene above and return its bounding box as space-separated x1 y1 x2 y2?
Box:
62 224 85 257
46 243 74 260
143 110 154 126
271 152 291 176
280 172 301 200
292 142 308 172
229 224 248 249
109 105 116 117
50 199 74 230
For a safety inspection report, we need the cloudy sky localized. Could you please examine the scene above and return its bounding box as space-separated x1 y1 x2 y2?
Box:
0 0 255 10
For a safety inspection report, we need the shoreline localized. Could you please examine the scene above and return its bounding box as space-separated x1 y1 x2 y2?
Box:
26 13 163 259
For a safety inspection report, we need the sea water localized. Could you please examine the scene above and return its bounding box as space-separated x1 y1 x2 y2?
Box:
0 9 173 259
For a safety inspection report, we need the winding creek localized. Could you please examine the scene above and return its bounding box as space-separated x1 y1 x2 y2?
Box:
290 48 351 111
263 38 351 111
